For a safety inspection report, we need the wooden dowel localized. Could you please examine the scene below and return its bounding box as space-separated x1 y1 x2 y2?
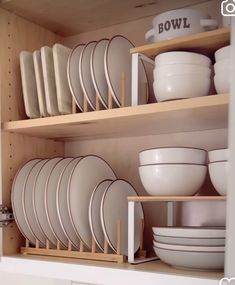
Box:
46 239 50 250
121 72 126 107
91 237 96 253
108 89 113 109
57 240 61 250
36 239 40 249
104 238 109 254
116 220 121 255
83 96 89 112
72 98 77 114
68 240 72 251
79 240 84 252
95 94 101 111
25 239 29 248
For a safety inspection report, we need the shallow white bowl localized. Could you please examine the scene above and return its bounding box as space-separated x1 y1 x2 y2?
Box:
214 73 229 94
153 246 224 270
152 227 225 238
208 149 228 163
153 75 210 102
215 45 230 62
154 64 211 79
214 59 230 74
139 164 207 196
153 234 225 246
209 161 227 196
155 52 211 67
139 147 207 165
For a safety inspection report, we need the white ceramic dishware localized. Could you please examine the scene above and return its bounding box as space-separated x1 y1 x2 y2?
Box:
41 46 60 116
215 45 230 62
33 50 49 117
153 74 210 102
89 179 113 251
209 161 227 196
67 44 85 111
57 157 83 249
53 43 72 114
214 73 229 94
155 51 211 67
90 39 109 108
12 159 41 245
214 59 230 74
139 147 207 166
145 9 217 43
100 179 144 255
23 159 49 246
19 51 40 118
104 35 148 107
33 157 63 247
139 164 207 196
79 41 97 110
208 149 228 163
68 155 116 250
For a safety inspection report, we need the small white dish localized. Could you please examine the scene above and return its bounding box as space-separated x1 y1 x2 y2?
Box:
215 45 230 62
208 149 228 163
214 59 230 74
209 161 227 196
214 73 229 94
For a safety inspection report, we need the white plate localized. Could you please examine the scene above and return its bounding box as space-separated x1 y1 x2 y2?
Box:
100 179 144 255
23 159 49 246
19 51 40 118
104 35 148 107
53 43 72 114
89 179 113 251
79 41 97 110
33 157 62 246
41 46 60 116
68 155 116 249
46 158 74 248
33 50 49 117
90 39 109 108
12 159 41 245
57 157 83 249
67 44 85 111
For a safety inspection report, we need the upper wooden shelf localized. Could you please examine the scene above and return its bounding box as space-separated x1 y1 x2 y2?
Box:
128 196 226 202
130 28 230 58
3 94 228 141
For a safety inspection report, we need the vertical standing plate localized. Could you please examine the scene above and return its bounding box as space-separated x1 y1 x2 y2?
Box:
19 51 40 118
33 50 49 117
104 35 148 107
100 179 144 256
41 46 60 116
53 43 72 114
68 155 116 250
67 44 85 112
79 41 97 110
11 159 41 245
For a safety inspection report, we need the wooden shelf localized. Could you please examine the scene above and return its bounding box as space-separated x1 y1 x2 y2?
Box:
128 196 226 202
3 94 228 140
130 28 230 58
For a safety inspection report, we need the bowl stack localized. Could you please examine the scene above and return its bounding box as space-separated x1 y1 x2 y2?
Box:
139 147 207 196
153 52 211 102
152 227 225 270
214 46 230 94
208 149 228 196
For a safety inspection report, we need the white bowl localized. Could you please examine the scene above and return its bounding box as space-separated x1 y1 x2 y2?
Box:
214 73 229 94
215 45 230 62
153 75 210 102
209 161 227 196
214 59 230 74
153 234 225 246
208 149 228 163
139 147 207 165
155 52 211 67
154 64 211 78
139 164 207 196
153 246 224 270
152 226 226 238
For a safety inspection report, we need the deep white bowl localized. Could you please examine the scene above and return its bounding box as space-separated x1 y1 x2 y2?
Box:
153 75 210 102
139 147 207 165
215 45 230 62
209 161 227 196
214 59 230 74
139 164 207 196
214 73 229 94
208 149 228 163
154 64 211 78
155 51 211 67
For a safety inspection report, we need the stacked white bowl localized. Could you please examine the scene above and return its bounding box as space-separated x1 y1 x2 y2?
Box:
152 227 225 270
153 52 212 102
208 149 228 196
214 46 230 94
138 147 207 196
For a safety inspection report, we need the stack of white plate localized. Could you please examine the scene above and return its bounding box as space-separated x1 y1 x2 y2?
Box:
208 149 228 196
214 45 230 94
138 147 207 196
153 52 211 102
153 227 225 270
